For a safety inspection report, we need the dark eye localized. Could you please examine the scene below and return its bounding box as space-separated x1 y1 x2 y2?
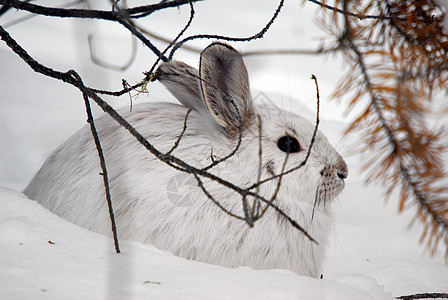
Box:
277 136 301 153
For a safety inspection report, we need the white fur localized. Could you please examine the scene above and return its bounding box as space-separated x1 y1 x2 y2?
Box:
24 43 347 278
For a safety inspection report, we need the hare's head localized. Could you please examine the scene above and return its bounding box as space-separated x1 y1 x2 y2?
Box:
157 42 347 216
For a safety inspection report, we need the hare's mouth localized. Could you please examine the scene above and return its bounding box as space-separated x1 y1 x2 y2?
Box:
311 179 345 220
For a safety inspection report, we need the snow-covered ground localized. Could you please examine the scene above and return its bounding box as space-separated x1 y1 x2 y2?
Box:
0 1 447 299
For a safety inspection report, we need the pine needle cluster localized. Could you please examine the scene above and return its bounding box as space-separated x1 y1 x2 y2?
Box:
314 0 448 257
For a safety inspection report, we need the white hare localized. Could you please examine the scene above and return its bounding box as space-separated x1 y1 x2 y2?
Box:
24 43 347 277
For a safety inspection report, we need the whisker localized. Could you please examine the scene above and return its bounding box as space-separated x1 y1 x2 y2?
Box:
323 186 328 210
311 187 320 221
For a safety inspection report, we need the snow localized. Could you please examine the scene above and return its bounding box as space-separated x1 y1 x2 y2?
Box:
1 187 396 300
0 0 447 299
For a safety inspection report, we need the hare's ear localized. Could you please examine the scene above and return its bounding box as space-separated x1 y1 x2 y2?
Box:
156 61 206 111
199 43 255 137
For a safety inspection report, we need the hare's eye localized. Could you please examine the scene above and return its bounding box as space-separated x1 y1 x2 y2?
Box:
277 136 301 153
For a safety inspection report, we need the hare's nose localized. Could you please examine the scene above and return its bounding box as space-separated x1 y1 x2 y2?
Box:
320 158 348 180
337 170 347 180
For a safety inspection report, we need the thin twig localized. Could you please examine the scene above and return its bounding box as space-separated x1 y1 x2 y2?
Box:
0 3 12 17
242 194 253 227
145 0 195 76
247 75 320 191
307 0 395 20
88 33 137 71
168 0 285 59
88 1 196 96
0 0 169 61
192 172 245 221
90 45 338 97
79 77 120 254
201 98 244 171
0 0 196 20
268 201 318 244
396 292 448 300
241 46 340 56
133 25 203 53
2 0 84 28
86 0 137 72
166 109 192 155
91 78 146 97
253 115 263 216
254 150 289 221
114 16 168 61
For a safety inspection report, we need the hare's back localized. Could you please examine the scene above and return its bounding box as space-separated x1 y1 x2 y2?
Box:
24 102 199 233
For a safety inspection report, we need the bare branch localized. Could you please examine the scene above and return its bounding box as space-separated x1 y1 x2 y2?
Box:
248 75 320 191
145 0 195 76
0 0 177 61
168 0 285 59
254 151 289 221
396 292 448 300
166 109 192 155
267 201 318 244
81 87 120 254
2 0 85 28
0 0 196 20
200 98 244 171
88 1 196 95
307 0 395 20
253 115 264 216
255 75 321 222
131 25 203 54
241 45 340 56
88 33 137 71
192 172 246 221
